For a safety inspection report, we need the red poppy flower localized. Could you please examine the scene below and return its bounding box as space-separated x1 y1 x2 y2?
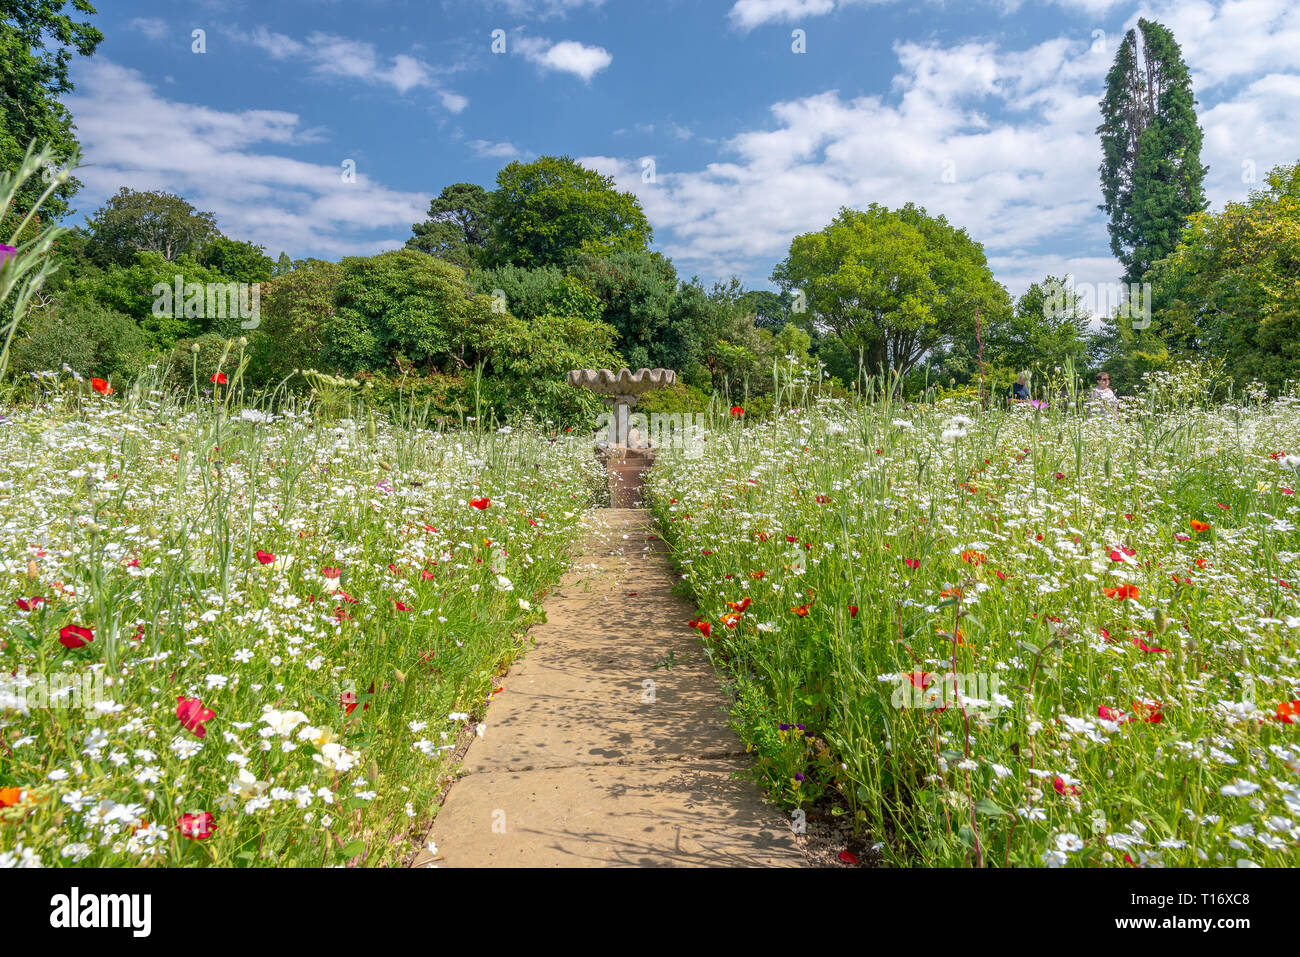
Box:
904 558 920 570
687 618 711 638
90 377 113 395
15 596 45 611
1132 635 1167 654
421 569 436 580
1131 699 1163 723
848 604 859 618
58 624 93 649
176 696 215 738
255 549 276 565
179 812 215 840
729 406 744 417
837 849 859 865
321 566 340 578
1273 700 1300 724
341 681 375 716
210 372 227 384
393 600 410 612
470 497 491 510
1053 776 1079 796
790 601 812 617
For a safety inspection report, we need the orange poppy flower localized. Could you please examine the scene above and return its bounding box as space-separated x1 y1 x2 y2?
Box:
0 787 23 808
1189 520 1211 532
90 377 113 395
728 597 752 613
1103 584 1140 601
720 611 743 628
961 549 987 566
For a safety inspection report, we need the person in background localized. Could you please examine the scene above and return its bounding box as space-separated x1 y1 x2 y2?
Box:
1091 371 1118 412
1007 373 1030 404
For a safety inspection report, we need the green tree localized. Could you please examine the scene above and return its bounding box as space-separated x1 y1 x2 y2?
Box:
567 248 685 371
324 249 497 374
986 275 1090 375
408 183 492 269
0 0 102 222
472 263 603 324
59 250 234 345
199 236 274 284
1097 19 1207 285
771 203 1010 378
1138 162 1300 391
246 258 342 386
484 156 652 268
84 188 220 267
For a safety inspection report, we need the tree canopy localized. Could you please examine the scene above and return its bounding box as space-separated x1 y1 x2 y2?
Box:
483 156 652 268
772 203 1010 377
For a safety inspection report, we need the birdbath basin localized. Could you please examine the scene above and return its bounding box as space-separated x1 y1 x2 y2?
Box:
568 367 676 506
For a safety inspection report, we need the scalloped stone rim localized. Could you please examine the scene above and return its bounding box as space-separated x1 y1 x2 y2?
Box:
566 368 677 393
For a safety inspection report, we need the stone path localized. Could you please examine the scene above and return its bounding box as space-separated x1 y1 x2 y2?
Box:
412 507 803 867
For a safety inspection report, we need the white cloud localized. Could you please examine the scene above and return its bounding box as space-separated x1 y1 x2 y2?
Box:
729 0 837 30
469 139 521 159
487 0 605 16
129 18 168 41
582 10 1300 303
514 37 612 81
247 28 465 104
65 60 429 260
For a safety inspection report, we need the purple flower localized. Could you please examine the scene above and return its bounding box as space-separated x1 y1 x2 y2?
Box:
0 245 15 269
778 723 791 731
794 773 805 781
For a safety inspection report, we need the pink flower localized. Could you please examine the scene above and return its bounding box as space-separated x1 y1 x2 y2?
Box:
255 549 276 565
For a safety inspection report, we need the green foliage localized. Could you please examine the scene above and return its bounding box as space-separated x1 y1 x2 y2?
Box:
9 298 150 383
472 263 603 324
1097 19 1208 286
84 188 221 268
567 248 686 370
198 236 275 284
984 275 1090 380
245 258 341 387
484 311 623 426
1 141 77 382
772 203 1011 377
164 333 238 394
1141 162 1300 392
324 249 496 374
484 156 652 268
0 1 102 222
407 183 492 269
637 381 713 416
60 250 235 345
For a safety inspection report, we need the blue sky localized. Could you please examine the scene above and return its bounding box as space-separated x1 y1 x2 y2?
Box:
63 0 1300 302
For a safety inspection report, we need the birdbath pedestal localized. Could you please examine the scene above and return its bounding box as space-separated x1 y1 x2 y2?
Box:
567 367 676 507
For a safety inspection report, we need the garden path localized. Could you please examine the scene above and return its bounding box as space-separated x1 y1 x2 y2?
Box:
411 507 803 867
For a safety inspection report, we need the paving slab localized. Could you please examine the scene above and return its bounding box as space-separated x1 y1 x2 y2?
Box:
417 507 804 868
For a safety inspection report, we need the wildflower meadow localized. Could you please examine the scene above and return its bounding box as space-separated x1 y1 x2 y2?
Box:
0 369 600 867
648 367 1300 867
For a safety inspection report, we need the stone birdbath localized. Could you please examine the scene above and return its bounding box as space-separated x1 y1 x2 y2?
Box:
567 367 676 507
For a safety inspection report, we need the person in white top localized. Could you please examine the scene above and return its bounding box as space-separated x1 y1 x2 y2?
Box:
1091 371 1118 412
